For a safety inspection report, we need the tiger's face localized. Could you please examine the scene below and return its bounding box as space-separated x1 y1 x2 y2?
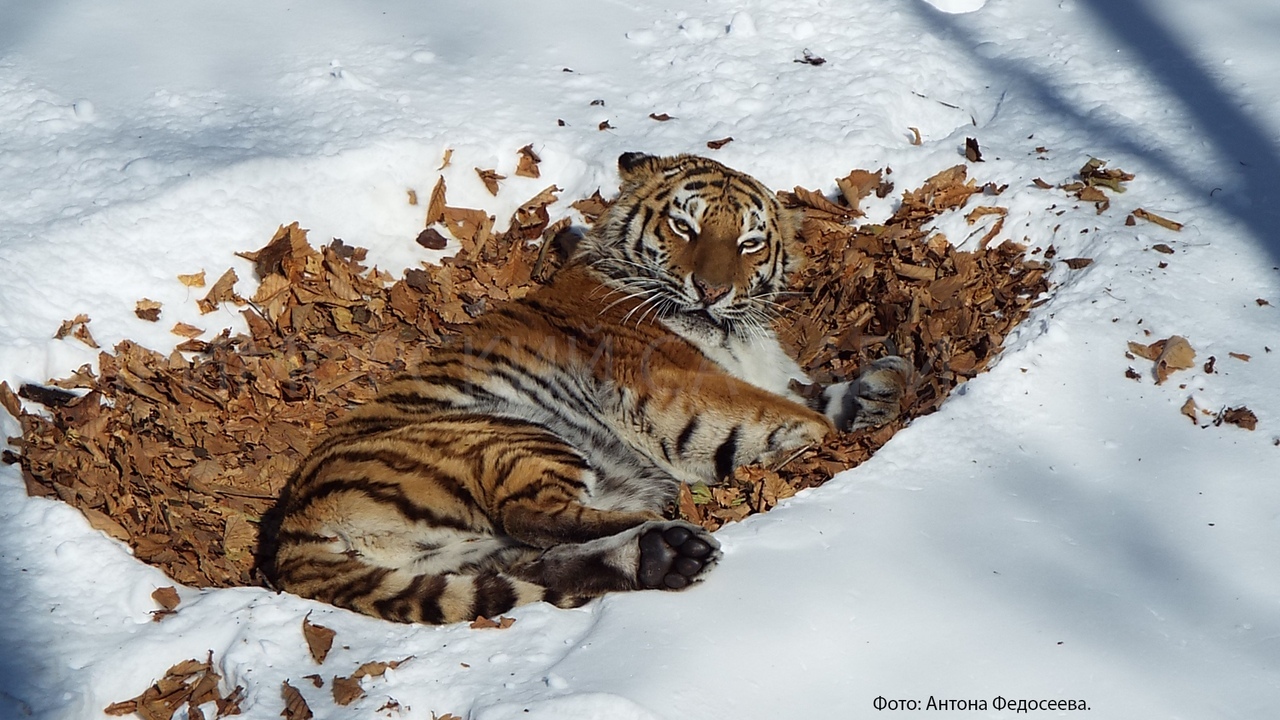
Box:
576 153 802 332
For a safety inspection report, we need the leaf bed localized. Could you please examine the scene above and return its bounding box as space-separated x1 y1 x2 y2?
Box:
3 162 1049 589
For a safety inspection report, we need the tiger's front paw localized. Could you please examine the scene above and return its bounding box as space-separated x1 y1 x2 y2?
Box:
637 521 720 590
825 356 913 432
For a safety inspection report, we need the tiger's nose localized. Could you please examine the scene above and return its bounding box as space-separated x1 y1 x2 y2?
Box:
694 277 731 305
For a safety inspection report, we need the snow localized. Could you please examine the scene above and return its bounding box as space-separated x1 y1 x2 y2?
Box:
2 0 1279 718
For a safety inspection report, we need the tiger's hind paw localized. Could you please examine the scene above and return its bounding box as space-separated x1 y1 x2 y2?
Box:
825 356 913 432
637 522 720 590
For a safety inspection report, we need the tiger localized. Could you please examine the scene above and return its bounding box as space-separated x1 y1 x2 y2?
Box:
259 152 911 624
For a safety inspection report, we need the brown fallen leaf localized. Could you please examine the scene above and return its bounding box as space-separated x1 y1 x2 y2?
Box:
1152 243 1175 254
302 614 336 664
351 657 412 680
965 137 983 162
437 148 454 170
1128 339 1162 361
965 206 1007 224
515 144 541 178
136 299 163 322
706 137 733 150
54 313 92 341
415 228 449 250
303 674 324 689
281 681 313 720
1133 208 1183 232
469 615 516 630
1229 352 1251 362
1032 178 1053 189
1180 397 1200 424
598 120 614 131
331 675 364 706
426 176 447 226
908 127 922 146
1079 157 1134 192
0 381 20 419
151 586 180 622
475 168 505 196
1217 406 1258 431
835 169 882 216
106 654 240 720
171 322 204 339
648 112 674 121
178 271 206 288
1154 335 1196 385
197 268 241 315
1063 258 1093 269
406 189 418 206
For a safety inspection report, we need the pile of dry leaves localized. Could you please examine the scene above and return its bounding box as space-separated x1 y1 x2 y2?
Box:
2 160 1048 589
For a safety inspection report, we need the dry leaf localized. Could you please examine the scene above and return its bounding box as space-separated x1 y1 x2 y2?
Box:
151 586 181 621
706 137 733 150
1133 208 1183 232
1217 406 1258 431
965 137 983 162
648 112 674 121
1152 243 1175 254
406 189 418 206
1063 258 1093 269
331 676 364 706
197 268 241 315
178 271 207 288
426 177 447 226
1180 397 1200 424
1032 178 1053 189
136 299 163 322
475 168 505 196
171 322 204 339
415 228 450 250
0 381 21 420
281 681 313 720
1229 352 1251 362
469 615 516 629
515 144 541 178
908 127 923 146
1154 335 1196 385
73 323 100 349
835 169 882 215
53 314 90 340
83 508 131 542
437 148 453 170
302 615 336 664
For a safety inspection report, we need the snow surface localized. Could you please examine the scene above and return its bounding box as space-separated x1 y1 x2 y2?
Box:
2 0 1279 718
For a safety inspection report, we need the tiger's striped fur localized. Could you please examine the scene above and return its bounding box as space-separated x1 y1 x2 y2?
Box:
260 153 911 624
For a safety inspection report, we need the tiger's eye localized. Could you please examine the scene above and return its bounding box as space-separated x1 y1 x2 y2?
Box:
738 238 766 254
669 218 694 238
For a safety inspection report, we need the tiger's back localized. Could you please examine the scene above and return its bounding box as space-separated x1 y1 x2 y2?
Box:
262 153 911 624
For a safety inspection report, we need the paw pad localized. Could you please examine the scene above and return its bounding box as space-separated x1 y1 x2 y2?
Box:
638 524 718 590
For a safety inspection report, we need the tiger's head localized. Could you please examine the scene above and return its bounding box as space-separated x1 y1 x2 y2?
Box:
575 152 802 333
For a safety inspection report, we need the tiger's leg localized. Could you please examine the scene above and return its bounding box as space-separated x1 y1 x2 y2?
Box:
492 464 721 596
818 356 913 432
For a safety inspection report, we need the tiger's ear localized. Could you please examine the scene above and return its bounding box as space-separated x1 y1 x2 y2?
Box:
617 152 660 181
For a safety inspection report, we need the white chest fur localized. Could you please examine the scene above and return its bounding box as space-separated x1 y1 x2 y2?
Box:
663 317 810 401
